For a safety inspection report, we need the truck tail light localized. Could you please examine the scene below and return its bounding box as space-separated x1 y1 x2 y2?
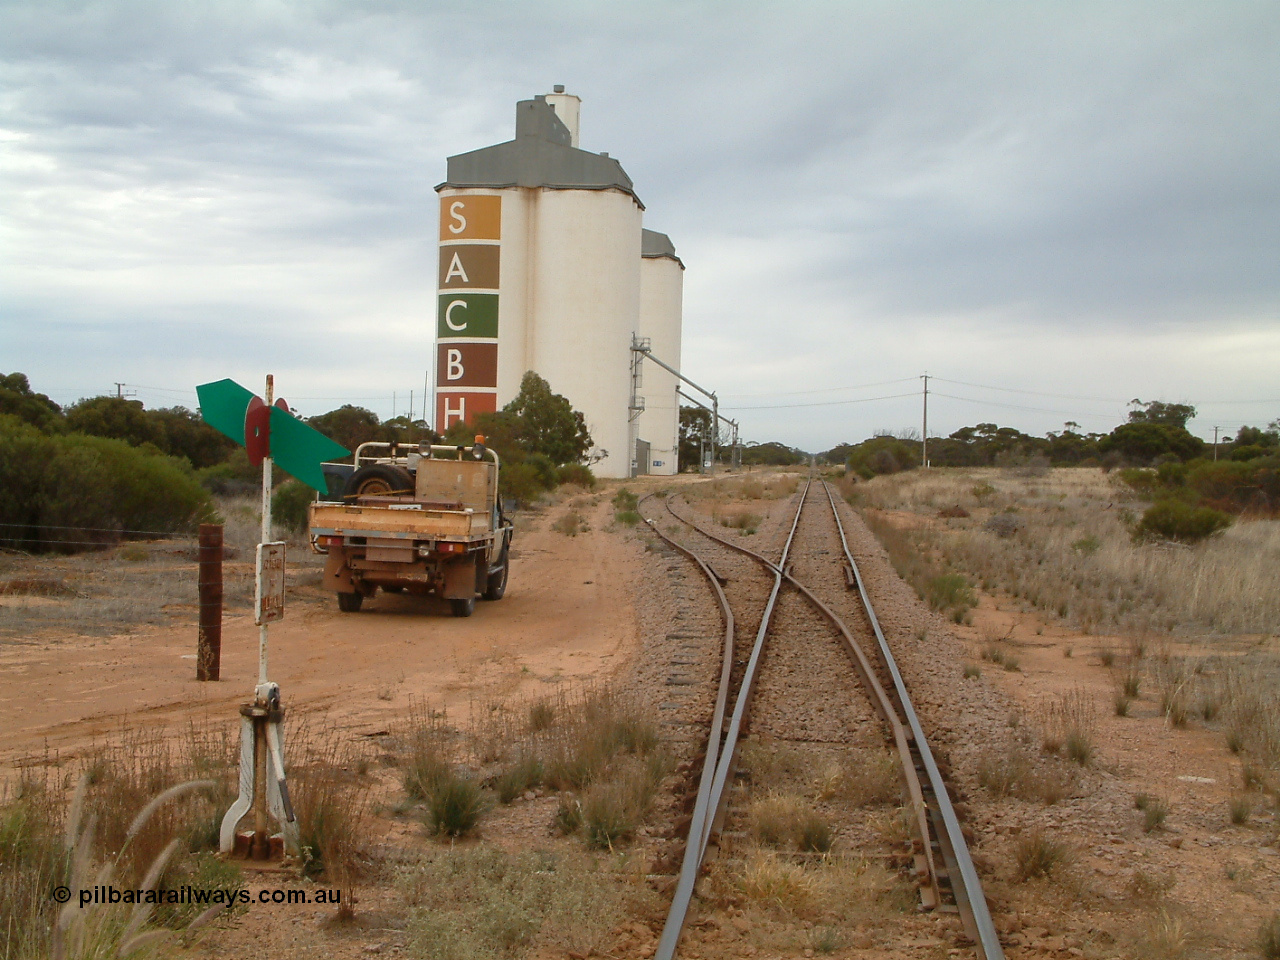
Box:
322 536 342 548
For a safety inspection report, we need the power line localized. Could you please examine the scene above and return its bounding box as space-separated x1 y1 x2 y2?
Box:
929 391 1123 425
928 377 1125 404
720 377 918 399
722 391 919 411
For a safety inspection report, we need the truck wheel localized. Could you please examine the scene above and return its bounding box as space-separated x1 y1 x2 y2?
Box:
343 464 414 499
482 549 509 601
337 591 364 612
450 597 476 618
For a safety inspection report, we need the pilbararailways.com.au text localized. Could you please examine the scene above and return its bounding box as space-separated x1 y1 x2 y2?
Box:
66 885 343 908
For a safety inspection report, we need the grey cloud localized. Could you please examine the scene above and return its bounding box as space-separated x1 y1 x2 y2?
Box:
2 0 1277 448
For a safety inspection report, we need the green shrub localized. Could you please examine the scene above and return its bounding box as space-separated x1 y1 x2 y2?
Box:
196 448 260 494
500 461 553 504
271 480 315 534
0 416 217 552
1134 499 1232 544
612 488 638 511
1188 457 1280 513
555 463 595 488
525 453 558 490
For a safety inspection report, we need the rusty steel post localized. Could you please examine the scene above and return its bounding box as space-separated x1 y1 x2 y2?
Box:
197 523 223 681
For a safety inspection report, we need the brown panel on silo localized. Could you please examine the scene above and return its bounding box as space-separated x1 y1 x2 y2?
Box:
437 341 499 388
438 244 500 289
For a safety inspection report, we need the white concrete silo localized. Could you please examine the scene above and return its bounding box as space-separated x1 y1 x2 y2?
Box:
527 188 641 476
434 90 674 479
636 231 684 476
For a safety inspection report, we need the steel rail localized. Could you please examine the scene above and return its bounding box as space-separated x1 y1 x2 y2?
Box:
661 488 941 908
821 481 1004 960
651 480 811 960
636 494 737 956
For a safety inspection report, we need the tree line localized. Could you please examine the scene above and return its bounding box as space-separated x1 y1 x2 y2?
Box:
0 370 595 551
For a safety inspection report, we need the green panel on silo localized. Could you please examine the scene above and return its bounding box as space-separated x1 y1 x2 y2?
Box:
437 293 499 339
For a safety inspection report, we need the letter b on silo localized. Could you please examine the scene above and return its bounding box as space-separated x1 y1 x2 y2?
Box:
447 349 464 380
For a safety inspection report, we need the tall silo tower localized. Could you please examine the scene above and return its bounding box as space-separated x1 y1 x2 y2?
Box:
636 230 684 476
434 89 678 480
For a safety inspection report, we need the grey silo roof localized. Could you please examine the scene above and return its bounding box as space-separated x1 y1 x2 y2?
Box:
642 229 684 268
438 97 643 208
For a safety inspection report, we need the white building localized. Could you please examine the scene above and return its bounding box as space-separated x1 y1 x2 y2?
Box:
434 88 683 478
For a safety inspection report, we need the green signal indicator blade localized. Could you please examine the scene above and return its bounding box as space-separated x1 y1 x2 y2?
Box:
197 379 256 446
269 405 351 493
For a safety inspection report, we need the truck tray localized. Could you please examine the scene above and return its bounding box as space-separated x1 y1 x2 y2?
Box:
310 502 490 540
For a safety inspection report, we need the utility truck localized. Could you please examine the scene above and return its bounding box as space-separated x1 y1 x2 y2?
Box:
308 439 512 616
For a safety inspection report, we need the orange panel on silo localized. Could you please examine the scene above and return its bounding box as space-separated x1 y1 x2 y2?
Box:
436 391 497 431
439 196 501 241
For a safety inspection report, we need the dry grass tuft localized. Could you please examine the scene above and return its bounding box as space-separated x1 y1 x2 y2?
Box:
1135 909 1189 960
438 686 669 852
1260 913 1280 960
401 703 455 803
1125 867 1175 904
812 748 899 807
747 794 833 852
425 772 485 838
975 745 1075 804
1012 830 1072 881
551 510 587 536
1 776 66 960
715 507 762 535
401 846 636 960
1229 794 1253 825
288 725 373 899
1136 794 1169 832
740 740 808 788
1039 689 1097 766
859 468 1280 636
579 754 668 850
739 853 818 913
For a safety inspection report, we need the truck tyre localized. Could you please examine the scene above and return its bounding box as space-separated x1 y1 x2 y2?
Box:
343 464 414 499
482 548 509 601
337 591 364 612
450 596 476 618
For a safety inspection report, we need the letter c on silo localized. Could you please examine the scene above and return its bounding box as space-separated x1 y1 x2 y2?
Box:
445 300 468 331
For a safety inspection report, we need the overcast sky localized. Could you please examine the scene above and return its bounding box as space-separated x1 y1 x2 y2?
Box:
3 1 1277 452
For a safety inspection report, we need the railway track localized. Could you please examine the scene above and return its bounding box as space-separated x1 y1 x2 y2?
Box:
640 477 1004 960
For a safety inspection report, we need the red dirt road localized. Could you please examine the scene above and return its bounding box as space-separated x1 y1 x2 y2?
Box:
0 499 641 777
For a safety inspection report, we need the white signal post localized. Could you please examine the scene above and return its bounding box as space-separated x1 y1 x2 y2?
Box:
219 373 297 860
258 375 274 690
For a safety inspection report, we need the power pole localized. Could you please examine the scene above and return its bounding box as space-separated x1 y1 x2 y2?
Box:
1213 426 1220 461
115 382 126 399
921 374 929 468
